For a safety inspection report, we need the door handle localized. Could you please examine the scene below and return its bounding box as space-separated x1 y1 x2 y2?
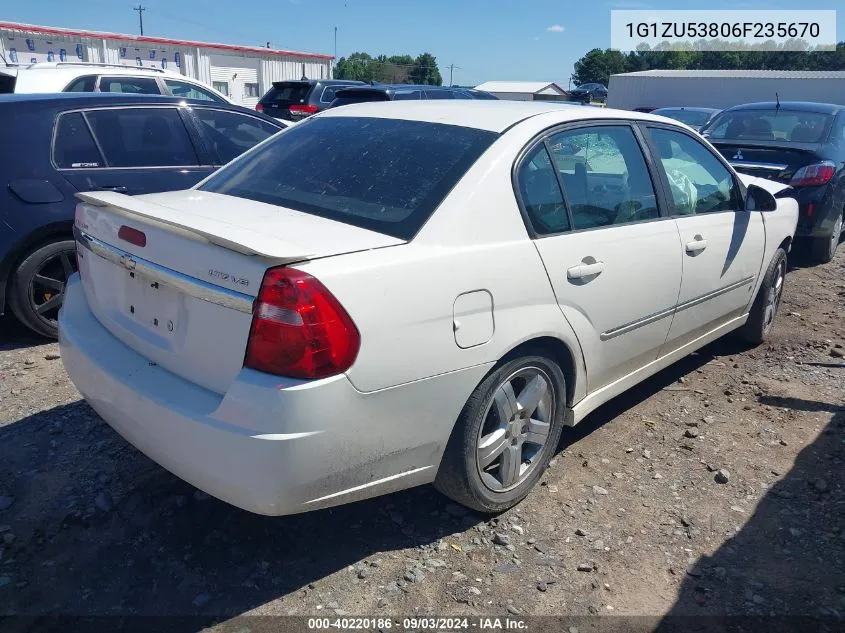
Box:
685 237 708 254
567 261 605 280
94 185 128 194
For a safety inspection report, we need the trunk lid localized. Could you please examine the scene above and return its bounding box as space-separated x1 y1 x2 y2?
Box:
74 190 402 393
709 140 825 185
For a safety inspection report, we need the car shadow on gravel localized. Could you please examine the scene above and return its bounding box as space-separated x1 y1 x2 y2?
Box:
654 396 844 632
0 315 47 351
0 336 746 625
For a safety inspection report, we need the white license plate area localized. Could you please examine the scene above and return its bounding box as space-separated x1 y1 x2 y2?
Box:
123 271 180 334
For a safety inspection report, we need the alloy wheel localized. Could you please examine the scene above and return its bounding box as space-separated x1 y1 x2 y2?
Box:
27 249 77 329
475 367 555 492
763 258 786 333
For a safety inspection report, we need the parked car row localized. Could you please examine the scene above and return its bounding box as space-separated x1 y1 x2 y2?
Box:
50 99 799 517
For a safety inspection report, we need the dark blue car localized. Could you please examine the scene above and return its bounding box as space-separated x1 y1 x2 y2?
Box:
0 93 286 337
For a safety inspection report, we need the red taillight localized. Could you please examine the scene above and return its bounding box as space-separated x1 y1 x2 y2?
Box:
255 103 264 112
790 161 836 187
244 267 360 379
289 104 318 115
118 225 147 247
807 202 815 219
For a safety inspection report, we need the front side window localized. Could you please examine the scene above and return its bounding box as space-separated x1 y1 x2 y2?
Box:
516 145 570 235
193 108 279 164
85 107 199 168
53 112 104 169
199 117 497 240
165 79 221 102
546 125 659 229
98 76 161 95
648 127 739 215
212 81 230 97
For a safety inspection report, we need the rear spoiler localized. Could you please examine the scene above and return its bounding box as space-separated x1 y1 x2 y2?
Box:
75 191 313 261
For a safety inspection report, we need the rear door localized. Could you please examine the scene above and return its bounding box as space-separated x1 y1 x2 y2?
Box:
522 122 682 392
643 124 765 349
56 106 214 195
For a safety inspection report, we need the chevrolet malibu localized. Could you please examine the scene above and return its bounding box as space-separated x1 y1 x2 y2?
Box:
59 102 798 515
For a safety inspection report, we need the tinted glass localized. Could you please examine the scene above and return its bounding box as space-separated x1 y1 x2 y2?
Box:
165 79 220 102
0 74 14 94
86 108 199 167
65 76 97 92
653 108 715 128
320 85 349 103
517 145 570 235
200 117 497 239
649 127 738 215
468 90 497 100
425 90 454 100
261 82 312 105
705 109 832 143
392 90 422 101
99 76 161 95
53 112 103 169
194 108 279 164
547 126 659 229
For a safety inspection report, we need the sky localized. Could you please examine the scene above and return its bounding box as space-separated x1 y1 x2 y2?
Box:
3 0 844 87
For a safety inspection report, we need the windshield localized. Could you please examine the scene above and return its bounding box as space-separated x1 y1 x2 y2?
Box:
199 116 498 240
654 109 715 128
704 109 833 143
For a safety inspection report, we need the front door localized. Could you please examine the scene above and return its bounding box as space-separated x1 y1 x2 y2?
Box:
517 123 683 392
53 106 214 196
642 125 766 349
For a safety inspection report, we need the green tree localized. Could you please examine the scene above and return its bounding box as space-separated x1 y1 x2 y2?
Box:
572 48 629 85
409 53 442 85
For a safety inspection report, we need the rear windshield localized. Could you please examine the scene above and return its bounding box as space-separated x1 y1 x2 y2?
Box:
704 109 833 143
261 82 312 105
199 116 498 240
654 109 714 128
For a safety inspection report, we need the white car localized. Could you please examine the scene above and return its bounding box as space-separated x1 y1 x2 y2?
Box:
0 61 232 104
59 102 798 516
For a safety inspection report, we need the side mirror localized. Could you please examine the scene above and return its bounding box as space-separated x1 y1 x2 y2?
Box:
745 183 778 212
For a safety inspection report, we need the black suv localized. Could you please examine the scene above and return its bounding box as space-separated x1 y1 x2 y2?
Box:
328 84 497 108
256 79 366 121
0 93 286 337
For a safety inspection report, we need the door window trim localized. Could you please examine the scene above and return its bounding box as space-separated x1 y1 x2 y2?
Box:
636 121 747 218
51 105 204 171
512 119 673 239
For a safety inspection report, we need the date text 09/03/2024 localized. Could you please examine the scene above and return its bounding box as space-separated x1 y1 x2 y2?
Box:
307 617 529 630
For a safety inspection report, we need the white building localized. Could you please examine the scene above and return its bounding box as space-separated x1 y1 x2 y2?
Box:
474 81 567 101
0 21 333 108
608 69 845 111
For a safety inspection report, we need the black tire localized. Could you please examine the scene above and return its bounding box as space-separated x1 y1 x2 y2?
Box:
737 247 787 345
434 353 566 513
810 211 842 264
9 240 77 339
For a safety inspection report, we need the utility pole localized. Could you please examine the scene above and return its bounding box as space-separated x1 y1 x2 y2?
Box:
448 63 460 87
133 5 146 36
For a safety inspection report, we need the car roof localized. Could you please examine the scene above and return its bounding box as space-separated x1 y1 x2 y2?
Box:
0 92 271 115
721 101 843 115
653 106 720 113
318 100 679 133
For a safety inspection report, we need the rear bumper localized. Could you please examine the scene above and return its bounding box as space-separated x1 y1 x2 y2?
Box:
59 274 490 515
793 185 844 239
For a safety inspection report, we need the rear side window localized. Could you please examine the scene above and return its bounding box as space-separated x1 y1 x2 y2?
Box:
392 90 422 101
99 76 161 95
85 108 199 167
200 116 497 240
193 108 280 164
261 82 312 105
425 90 454 100
53 112 104 169
164 79 222 102
320 85 349 103
65 75 97 92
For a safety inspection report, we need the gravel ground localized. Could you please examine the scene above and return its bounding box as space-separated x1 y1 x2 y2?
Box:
0 247 843 626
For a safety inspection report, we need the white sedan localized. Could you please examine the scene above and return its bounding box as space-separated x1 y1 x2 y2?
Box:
59 101 798 515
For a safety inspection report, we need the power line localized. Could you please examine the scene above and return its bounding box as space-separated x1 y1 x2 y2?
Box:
133 4 146 36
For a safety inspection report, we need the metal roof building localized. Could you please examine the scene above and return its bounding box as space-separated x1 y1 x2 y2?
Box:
474 81 567 101
608 69 845 110
0 21 333 108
